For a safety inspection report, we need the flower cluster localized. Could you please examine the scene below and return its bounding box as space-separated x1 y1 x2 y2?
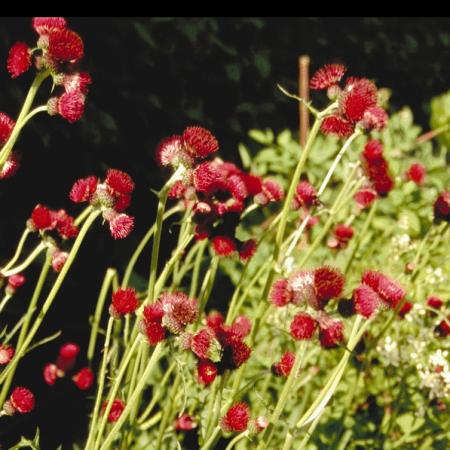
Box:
180 311 252 386
352 270 406 318
310 64 388 137
28 204 78 239
141 292 198 346
361 140 394 196
70 169 135 239
158 126 284 258
43 342 94 390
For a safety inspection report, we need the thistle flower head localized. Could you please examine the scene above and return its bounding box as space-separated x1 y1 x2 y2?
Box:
313 266 345 306
56 90 85 123
272 351 296 376
155 135 193 169
101 399 125 423
47 28 84 63
105 169 135 195
353 284 383 318
69 176 98 203
269 278 292 307
0 344 14 365
7 42 31 78
354 188 377 210
0 153 20 180
72 367 95 390
340 78 378 123
62 72 92 94
211 235 237 256
108 212 135 240
254 179 284 206
321 115 354 138
361 270 405 307
206 310 225 331
0 112 15 144
32 17 67 35
220 402 250 432
406 162 426 186
310 64 346 90
362 106 388 131
290 313 317 340
289 270 316 307
191 328 222 361
292 180 318 210
238 239 257 262
329 224 354 249
433 191 450 223
436 316 450 337
43 363 63 386
110 288 139 318
317 314 345 348
197 359 218 385
4 387 35 415
182 126 219 159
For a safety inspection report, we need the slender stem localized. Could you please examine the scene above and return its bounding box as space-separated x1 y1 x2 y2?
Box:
196 256 218 324
98 343 163 450
225 431 249 450
1 228 31 273
75 205 94 226
200 426 221 450
0 254 51 405
87 268 118 362
0 295 12 315
0 211 100 385
85 318 114 450
19 105 48 126
0 71 50 168
1 242 47 277
189 240 207 298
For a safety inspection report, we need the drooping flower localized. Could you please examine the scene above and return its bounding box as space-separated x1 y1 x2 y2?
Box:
47 28 84 63
317 314 345 348
220 402 250 432
0 344 14 365
175 413 197 431
292 180 318 210
254 179 284 206
101 399 125 423
72 367 95 390
7 42 31 78
3 387 35 415
110 288 139 318
310 64 346 90
272 351 295 377
155 135 192 169
290 313 317 340
406 163 426 185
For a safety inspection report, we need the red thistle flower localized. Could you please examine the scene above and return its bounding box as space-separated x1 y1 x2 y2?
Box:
4 387 35 415
329 224 354 249
212 235 237 256
220 402 250 432
0 153 20 179
318 317 344 348
353 284 383 318
69 176 98 203
32 17 67 35
106 169 135 195
398 301 413 318
272 351 295 377
72 367 95 390
144 321 166 345
7 274 26 290
7 42 31 78
321 115 353 138
197 359 218 385
238 239 257 262
289 270 317 307
0 112 15 144
43 363 63 386
362 139 383 162
0 344 14 365
30 205 54 230
436 316 450 338
310 64 346 90
254 179 284 206
228 339 251 368
155 135 192 168
314 266 345 305
47 28 84 63
290 313 317 340
230 316 252 339
354 188 377 210
110 288 139 318
62 72 92 94
108 212 135 239
56 91 85 123
193 161 221 194
143 303 164 323
191 328 221 361
406 162 426 186
292 180 318 210
433 191 450 223
175 413 197 431
206 310 224 331
269 278 292 307
362 106 388 131
57 342 79 372
160 292 198 333
340 78 377 123
53 210 78 239
362 140 394 196
361 271 405 308
373 174 394 196
101 399 125 423
182 126 219 159
427 296 443 310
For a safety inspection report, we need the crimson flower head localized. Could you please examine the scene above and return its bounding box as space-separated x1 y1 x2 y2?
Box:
182 126 219 159
212 235 236 256
362 140 394 196
62 72 92 94
317 314 345 348
269 278 292 307
406 163 426 185
427 296 443 310
329 224 354 249
206 310 225 330
290 313 317 340
106 169 135 195
48 90 85 123
0 153 20 180
107 211 135 240
142 303 166 345
321 115 353 138
314 266 345 306
57 342 79 372
3 387 35 415
354 188 377 210
220 402 250 432
69 176 98 203
254 179 284 206
433 191 450 223
29 204 53 231
160 291 198 334
32 17 67 35
191 328 221 361
310 64 346 90
353 284 383 318
398 301 413 318
272 351 296 376
436 316 450 338
7 42 31 78
110 288 139 318
361 270 406 308
238 239 257 262
72 367 95 390
0 112 15 144
51 250 69 272
175 413 197 431
340 77 378 123
197 359 218 386
155 135 192 169
101 399 125 423
43 363 63 386
46 28 84 63
7 274 26 291
0 344 14 365
292 180 318 210
362 106 388 131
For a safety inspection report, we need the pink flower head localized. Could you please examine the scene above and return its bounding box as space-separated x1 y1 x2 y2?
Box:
254 179 284 206
212 235 237 256
4 387 35 415
206 310 224 331
110 288 139 318
0 344 14 365
353 284 383 318
105 169 135 195
56 342 79 372
0 153 20 180
155 135 192 168
51 250 69 272
361 271 405 308
69 176 98 203
292 180 318 210
406 163 426 186
72 367 94 390
56 91 85 123
0 112 15 144
289 270 316 307
354 188 377 210
197 359 218 385
220 402 250 432
313 266 345 306
32 17 67 35
108 212 135 239
160 292 198 334
427 296 443 310
182 126 219 159
191 328 221 361
238 239 257 262
321 115 354 138
62 72 92 94
310 64 346 90
290 313 317 340
362 106 388 131
272 351 295 376
329 224 354 249
340 78 378 123
433 191 450 223
269 278 292 307
29 204 54 231
43 363 63 386
47 28 84 63
101 399 125 423
7 274 26 291
317 314 345 348
175 413 197 431
7 42 31 78
230 316 252 339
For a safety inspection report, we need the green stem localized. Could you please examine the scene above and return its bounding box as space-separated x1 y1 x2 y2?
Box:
189 240 207 298
196 256 219 325
0 295 12 315
85 318 114 450
0 211 100 385
98 343 163 450
1 242 47 277
1 228 31 273
0 71 50 168
225 431 249 450
75 205 94 226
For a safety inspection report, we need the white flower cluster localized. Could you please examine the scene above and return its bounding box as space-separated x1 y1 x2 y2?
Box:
417 349 450 400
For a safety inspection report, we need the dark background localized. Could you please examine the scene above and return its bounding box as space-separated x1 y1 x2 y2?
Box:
0 17 449 449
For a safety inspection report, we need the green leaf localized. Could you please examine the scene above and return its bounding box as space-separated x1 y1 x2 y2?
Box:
430 90 450 147
248 129 274 145
238 143 252 169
